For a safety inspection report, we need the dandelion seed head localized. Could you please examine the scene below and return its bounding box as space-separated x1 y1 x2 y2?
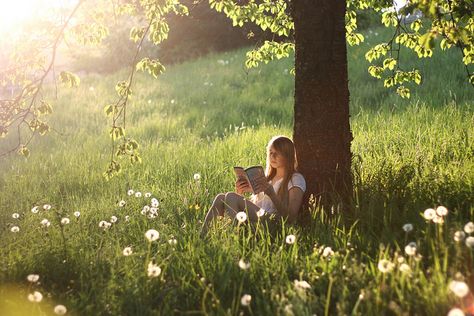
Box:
399 263 411 274
449 280 469 298
122 247 133 256
466 236 474 248
423 208 436 220
43 204 51 210
402 223 413 232
147 262 161 278
238 259 250 270
464 222 474 234
54 304 67 315
433 215 444 224
447 308 465 316
322 246 334 258
145 192 152 198
145 229 159 242
99 220 111 229
193 173 201 181
135 192 142 198
294 279 311 290
404 242 417 256
40 219 51 227
454 231 466 242
436 205 448 216
127 189 134 196
110 216 118 223
240 294 251 306
27 291 43 302
378 259 395 273
285 234 296 244
27 274 39 282
10 226 20 233
236 212 247 223
12 213 20 219
61 218 70 225
125 215 130 221
118 200 126 207
74 211 80 218
31 206 39 213
168 238 177 246
151 198 159 207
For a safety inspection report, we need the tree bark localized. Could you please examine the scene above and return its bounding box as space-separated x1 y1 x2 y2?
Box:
292 0 353 210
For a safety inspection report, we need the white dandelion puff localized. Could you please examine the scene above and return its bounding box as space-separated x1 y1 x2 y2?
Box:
127 189 134 196
99 220 111 230
168 238 177 246
12 213 20 219
43 204 51 210
454 231 466 242
31 206 39 213
11 226 20 233
256 208 265 217
135 192 142 198
399 263 411 274
53 304 67 315
436 205 448 216
145 192 152 198
236 212 247 223
238 259 250 270
27 274 39 283
61 218 70 225
240 294 251 306
433 215 445 224
402 223 413 232
447 308 465 316
423 208 436 220
464 222 474 234
27 291 43 303
404 242 417 256
118 200 126 207
322 246 334 258
151 198 159 208
147 262 161 278
145 229 159 242
74 211 80 218
466 236 474 248
449 280 469 298
294 279 311 290
110 216 118 223
40 219 51 227
285 234 296 244
125 215 130 222
122 247 133 256
193 173 201 181
378 259 395 273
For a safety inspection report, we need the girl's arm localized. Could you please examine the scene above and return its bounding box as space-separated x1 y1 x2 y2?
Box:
265 187 304 223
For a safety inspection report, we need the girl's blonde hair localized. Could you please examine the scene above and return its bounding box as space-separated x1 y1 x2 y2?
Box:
265 135 298 207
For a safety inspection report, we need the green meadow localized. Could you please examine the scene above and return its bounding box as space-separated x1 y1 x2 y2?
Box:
0 26 473 315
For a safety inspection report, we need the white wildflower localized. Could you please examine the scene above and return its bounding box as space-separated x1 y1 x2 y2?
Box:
43 204 51 210
54 304 67 315
118 200 126 207
464 222 474 234
11 226 20 233
433 215 445 224
240 294 251 306
378 259 395 273
397 256 405 263
99 220 111 230
127 189 134 196
151 198 159 208
122 247 133 256
27 291 43 303
193 173 201 181
12 213 20 219
74 211 80 218
147 262 161 278
145 192 152 198
294 279 311 290
238 259 250 270
402 223 413 232
436 206 448 216
31 206 39 213
110 216 118 223
286 234 296 245
40 219 51 227
449 280 469 298
423 208 436 220
168 238 177 246
399 263 411 274
125 215 130 222
466 236 474 248
27 274 39 283
256 208 265 217
135 192 142 198
171 99 176 104
145 229 159 242
61 218 70 225
454 231 466 242
447 308 465 316
236 212 247 223
404 242 417 256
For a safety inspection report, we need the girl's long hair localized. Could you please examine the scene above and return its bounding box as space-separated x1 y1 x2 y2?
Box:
265 135 298 207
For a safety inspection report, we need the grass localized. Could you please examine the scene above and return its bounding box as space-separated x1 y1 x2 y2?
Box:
0 25 473 315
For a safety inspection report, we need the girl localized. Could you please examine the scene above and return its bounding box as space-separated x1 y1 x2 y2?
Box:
200 135 306 237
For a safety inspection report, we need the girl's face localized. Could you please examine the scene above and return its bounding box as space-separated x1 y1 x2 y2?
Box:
269 146 286 169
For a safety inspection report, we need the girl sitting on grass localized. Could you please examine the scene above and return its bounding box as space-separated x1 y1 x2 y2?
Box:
200 135 306 237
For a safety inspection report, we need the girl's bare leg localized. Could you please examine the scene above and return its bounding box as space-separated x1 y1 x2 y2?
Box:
223 192 262 222
200 193 226 237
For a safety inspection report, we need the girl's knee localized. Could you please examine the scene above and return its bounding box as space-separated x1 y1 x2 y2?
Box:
213 193 225 203
224 192 238 201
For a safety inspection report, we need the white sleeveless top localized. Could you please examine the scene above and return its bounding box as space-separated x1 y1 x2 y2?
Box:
251 172 306 214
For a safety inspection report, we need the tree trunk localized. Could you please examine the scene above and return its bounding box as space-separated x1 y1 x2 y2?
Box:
292 0 353 210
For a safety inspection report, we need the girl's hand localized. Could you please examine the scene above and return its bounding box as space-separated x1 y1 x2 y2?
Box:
253 175 273 195
235 179 252 194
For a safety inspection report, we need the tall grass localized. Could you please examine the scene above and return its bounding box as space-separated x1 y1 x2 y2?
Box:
0 26 473 315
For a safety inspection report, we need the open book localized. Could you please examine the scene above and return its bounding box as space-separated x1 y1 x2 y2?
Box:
233 165 265 194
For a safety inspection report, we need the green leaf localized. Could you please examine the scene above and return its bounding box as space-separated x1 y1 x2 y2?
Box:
396 86 410 98
18 146 30 158
59 71 80 88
